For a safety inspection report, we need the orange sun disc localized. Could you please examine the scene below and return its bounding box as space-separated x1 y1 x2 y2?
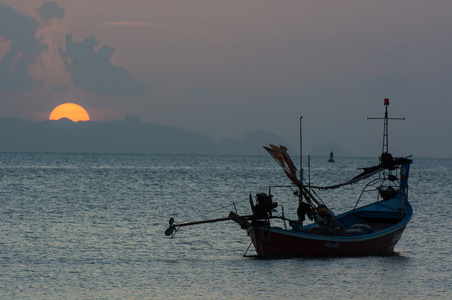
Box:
49 103 90 122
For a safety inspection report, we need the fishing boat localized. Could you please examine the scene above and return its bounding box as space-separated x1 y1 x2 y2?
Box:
165 99 412 257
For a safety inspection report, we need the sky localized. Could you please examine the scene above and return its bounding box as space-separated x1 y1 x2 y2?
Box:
1 0 451 158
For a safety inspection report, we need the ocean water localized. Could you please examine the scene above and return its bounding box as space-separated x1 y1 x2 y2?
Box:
0 153 450 299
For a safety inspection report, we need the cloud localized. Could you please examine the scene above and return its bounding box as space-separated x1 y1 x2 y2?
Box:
0 37 12 60
35 1 66 26
29 2 72 91
58 34 151 94
0 3 148 95
0 4 45 92
102 21 162 27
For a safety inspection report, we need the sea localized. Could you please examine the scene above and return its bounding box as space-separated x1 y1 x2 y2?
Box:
0 153 450 299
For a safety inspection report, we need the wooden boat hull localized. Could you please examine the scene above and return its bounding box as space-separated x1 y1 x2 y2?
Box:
246 198 412 257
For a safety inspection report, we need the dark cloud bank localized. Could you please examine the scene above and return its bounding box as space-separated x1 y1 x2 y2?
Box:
0 3 44 92
0 3 150 94
59 34 150 94
35 1 66 25
0 116 291 155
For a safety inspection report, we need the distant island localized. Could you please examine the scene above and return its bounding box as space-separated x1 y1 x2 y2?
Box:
0 116 291 155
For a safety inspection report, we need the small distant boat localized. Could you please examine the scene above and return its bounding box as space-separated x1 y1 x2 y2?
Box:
328 151 335 162
166 99 412 257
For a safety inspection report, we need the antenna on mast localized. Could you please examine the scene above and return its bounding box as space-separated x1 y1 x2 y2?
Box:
367 98 405 162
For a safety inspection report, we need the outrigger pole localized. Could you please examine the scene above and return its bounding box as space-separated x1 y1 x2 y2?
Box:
165 217 229 237
165 214 255 237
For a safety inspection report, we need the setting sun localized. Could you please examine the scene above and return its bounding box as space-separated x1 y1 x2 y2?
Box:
49 103 90 122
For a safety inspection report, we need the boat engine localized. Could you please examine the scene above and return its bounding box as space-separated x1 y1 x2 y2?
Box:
254 193 278 218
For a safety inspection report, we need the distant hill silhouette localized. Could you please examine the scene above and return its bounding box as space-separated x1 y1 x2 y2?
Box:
0 116 291 155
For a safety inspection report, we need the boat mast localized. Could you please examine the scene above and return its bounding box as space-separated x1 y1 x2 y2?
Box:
367 98 405 158
299 115 303 183
382 98 390 154
299 115 303 204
